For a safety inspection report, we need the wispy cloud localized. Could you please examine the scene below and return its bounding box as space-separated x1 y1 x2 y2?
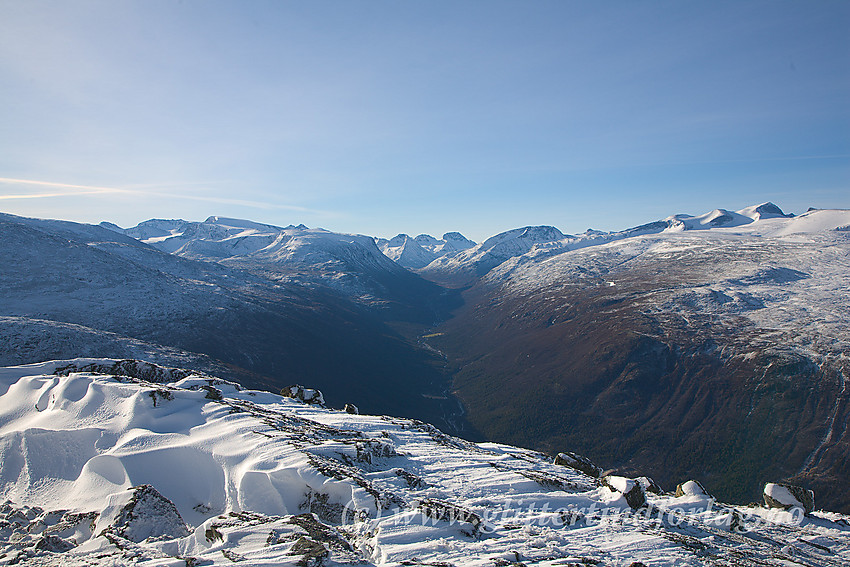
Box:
0 177 124 198
0 177 333 215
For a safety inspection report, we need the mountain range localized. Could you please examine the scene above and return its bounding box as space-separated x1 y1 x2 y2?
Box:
1 202 848 517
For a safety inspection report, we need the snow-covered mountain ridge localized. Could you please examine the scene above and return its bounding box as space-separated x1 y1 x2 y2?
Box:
414 203 847 285
105 203 843 289
479 207 850 366
104 216 431 303
1 358 848 566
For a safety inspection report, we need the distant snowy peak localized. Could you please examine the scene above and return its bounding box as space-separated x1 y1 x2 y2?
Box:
413 233 441 247
378 231 476 269
380 234 436 269
116 216 419 298
663 208 755 231
103 218 192 244
438 231 476 252
616 203 794 236
659 203 791 232
480 225 566 250
418 204 850 285
418 225 569 284
737 202 793 221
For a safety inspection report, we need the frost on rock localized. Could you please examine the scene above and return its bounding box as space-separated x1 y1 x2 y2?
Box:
0 501 96 563
553 451 602 478
99 484 190 542
763 483 815 515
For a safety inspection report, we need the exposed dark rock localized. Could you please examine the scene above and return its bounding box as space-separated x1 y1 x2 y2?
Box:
344 403 359 414
33 534 74 552
635 476 662 494
394 468 428 489
289 535 328 566
554 452 602 478
54 359 205 383
418 499 484 536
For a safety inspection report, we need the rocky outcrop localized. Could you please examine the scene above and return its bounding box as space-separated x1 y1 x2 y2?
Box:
282 385 326 406
99 485 190 542
418 499 485 536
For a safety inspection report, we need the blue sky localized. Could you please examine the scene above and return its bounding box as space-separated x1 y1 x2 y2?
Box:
1 0 848 241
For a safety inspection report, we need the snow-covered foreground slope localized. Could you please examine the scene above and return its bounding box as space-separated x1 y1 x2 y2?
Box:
1 360 849 566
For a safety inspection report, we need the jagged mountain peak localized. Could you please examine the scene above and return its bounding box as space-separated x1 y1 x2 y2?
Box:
414 233 441 245
480 225 566 250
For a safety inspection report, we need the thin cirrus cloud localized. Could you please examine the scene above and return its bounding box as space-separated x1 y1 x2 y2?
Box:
0 177 333 216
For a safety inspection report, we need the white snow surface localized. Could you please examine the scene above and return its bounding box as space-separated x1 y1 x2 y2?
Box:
1 359 848 566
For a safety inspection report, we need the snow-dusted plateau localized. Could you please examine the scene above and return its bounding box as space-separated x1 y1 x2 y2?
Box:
1 203 849 565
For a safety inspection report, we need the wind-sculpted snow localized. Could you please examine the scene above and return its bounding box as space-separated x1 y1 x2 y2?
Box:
1 359 849 566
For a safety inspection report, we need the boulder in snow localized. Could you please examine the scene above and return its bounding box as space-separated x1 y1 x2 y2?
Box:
33 534 75 553
763 483 814 515
675 480 711 499
602 476 647 510
635 476 663 495
553 451 602 478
